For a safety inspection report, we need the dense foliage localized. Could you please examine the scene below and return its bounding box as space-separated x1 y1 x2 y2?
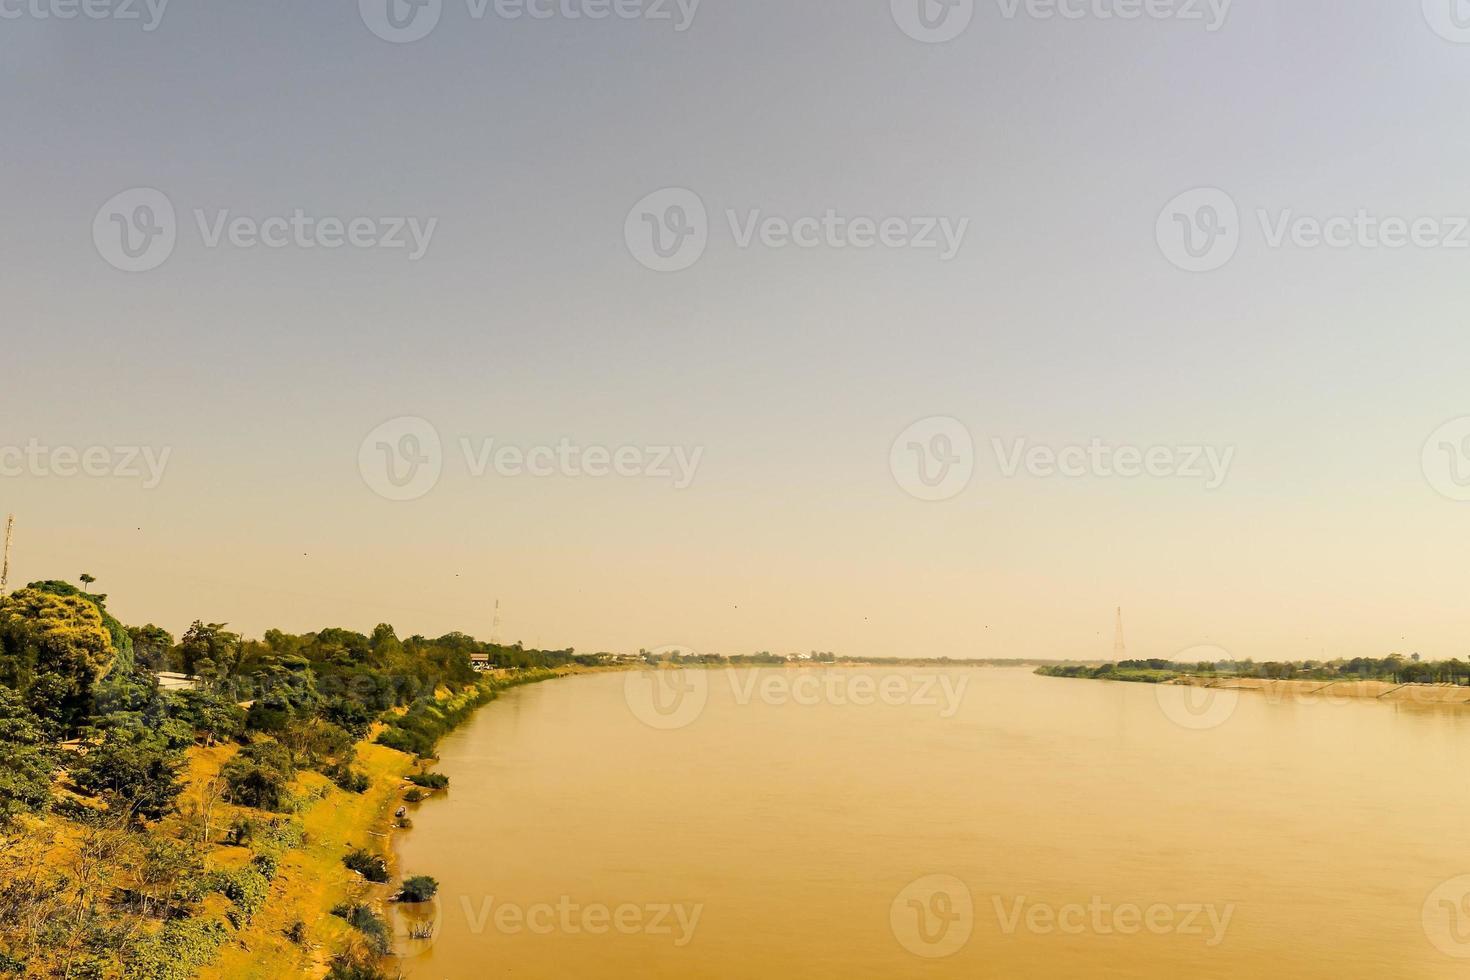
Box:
0 572 584 978
1040 653 1470 685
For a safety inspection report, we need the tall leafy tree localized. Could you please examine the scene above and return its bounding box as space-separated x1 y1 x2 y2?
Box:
0 687 56 826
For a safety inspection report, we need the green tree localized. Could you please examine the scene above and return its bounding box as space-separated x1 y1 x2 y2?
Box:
0 687 57 826
70 727 186 825
0 587 117 730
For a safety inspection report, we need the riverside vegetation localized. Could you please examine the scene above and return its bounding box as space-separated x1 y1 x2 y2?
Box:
1037 654 1470 685
0 574 597 979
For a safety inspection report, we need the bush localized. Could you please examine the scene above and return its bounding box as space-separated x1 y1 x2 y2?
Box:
326 945 391 979
221 741 296 811
286 919 308 945
223 817 257 847
251 852 279 879
123 917 228 980
329 904 392 957
344 848 389 883
212 866 271 925
69 727 185 824
407 772 448 790
399 875 438 903
0 689 56 827
330 766 370 794
403 788 424 804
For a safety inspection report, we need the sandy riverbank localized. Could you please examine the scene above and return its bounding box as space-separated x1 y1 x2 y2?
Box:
1170 675 1470 705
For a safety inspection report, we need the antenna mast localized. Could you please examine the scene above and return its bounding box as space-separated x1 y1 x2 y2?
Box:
1 515 13 595
1112 607 1126 661
490 598 502 646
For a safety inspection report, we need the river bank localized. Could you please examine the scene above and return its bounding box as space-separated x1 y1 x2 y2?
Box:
1037 666 1470 706
1169 674 1470 705
192 666 600 978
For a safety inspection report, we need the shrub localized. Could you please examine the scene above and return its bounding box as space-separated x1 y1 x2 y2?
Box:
407 772 448 790
123 917 228 980
403 788 424 804
286 919 308 945
223 818 257 847
326 945 391 979
331 767 370 794
212 866 271 925
344 848 390 883
221 742 296 812
251 852 279 879
69 727 186 824
329 904 392 957
399 875 438 903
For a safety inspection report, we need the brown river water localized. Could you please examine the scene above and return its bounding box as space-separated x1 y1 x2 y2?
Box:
391 667 1470 978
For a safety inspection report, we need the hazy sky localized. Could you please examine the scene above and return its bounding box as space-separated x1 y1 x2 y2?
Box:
4 0 1470 661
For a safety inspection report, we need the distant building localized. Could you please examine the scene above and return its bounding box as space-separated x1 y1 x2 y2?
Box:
469 653 493 672
156 672 201 692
